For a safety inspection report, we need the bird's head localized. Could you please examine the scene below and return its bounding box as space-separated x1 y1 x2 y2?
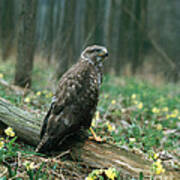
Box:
81 45 108 66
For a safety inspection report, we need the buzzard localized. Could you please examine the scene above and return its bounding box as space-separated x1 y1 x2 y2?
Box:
36 45 108 153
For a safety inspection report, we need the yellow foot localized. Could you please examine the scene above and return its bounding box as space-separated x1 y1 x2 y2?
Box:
89 127 106 142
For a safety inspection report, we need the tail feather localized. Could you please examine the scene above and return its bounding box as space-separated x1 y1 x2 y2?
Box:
40 105 53 139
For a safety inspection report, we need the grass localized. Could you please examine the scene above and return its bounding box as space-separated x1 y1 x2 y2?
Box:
0 59 179 179
98 76 180 152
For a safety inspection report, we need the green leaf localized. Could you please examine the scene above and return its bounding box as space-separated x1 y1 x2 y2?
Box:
139 172 143 180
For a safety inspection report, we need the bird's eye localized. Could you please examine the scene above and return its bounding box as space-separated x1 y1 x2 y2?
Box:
96 49 101 52
88 48 101 53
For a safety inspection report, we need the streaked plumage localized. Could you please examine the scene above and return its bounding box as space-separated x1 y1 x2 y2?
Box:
36 45 108 153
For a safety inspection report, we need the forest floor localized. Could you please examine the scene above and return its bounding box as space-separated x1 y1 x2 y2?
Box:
0 59 180 179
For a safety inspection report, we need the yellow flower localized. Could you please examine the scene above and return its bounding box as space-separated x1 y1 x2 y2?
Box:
155 163 165 175
105 168 116 180
129 138 136 143
85 177 94 180
156 167 165 175
167 109 179 119
153 159 165 175
106 122 115 132
23 161 35 171
24 97 30 103
137 102 143 109
4 127 15 137
111 100 116 105
153 153 158 159
173 109 179 115
29 162 35 170
133 100 138 105
0 73 4 79
170 113 177 118
86 169 103 180
131 94 136 99
152 107 160 114
36 91 41 96
0 141 4 149
156 124 163 131
104 94 109 99
45 92 53 98
162 107 168 112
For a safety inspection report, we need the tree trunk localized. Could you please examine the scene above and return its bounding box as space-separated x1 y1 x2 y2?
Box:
74 0 85 58
14 0 37 88
0 98 179 179
0 0 15 61
117 0 133 74
132 0 148 74
103 0 112 73
43 0 55 64
109 0 120 74
55 0 76 79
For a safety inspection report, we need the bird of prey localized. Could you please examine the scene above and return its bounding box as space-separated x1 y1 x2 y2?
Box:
36 45 108 153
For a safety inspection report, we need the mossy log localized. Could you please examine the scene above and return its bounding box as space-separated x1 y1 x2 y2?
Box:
0 99 40 145
0 99 179 179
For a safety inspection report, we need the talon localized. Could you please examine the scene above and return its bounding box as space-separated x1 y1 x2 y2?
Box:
89 127 105 142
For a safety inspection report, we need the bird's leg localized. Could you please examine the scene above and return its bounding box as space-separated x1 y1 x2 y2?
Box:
89 127 103 142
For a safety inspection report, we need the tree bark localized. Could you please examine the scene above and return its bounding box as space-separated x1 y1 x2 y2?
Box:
0 99 179 179
14 0 37 88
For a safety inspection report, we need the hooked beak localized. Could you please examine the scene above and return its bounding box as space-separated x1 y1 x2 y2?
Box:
104 52 108 57
99 49 108 58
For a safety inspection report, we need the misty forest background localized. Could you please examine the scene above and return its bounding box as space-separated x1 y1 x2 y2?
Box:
0 0 179 88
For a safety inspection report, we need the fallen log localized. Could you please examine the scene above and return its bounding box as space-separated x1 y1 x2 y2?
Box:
0 98 179 179
0 98 41 145
0 79 29 95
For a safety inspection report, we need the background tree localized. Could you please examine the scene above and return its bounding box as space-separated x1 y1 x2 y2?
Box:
132 0 148 74
117 0 133 74
55 0 76 78
14 0 37 88
0 0 15 61
42 0 55 64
